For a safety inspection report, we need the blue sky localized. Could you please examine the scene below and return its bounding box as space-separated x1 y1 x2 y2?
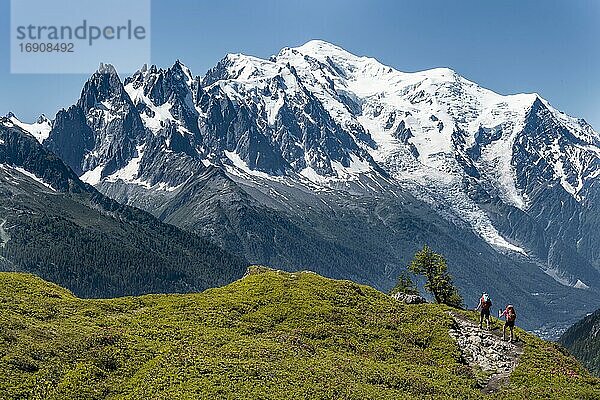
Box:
1 0 599 128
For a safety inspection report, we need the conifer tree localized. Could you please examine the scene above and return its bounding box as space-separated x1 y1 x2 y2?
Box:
390 270 419 296
408 245 463 308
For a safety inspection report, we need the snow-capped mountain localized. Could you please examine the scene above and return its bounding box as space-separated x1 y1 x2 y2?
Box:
8 40 600 333
5 112 52 143
211 41 600 263
44 63 146 178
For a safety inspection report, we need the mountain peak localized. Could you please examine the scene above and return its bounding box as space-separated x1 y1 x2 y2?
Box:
421 67 459 80
0 113 52 143
36 114 50 124
279 40 362 64
169 59 194 83
97 62 118 75
527 95 550 116
295 39 348 53
171 59 186 73
128 64 155 82
79 63 129 111
203 52 282 86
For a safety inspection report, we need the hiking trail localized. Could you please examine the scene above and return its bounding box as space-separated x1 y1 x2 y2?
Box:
448 311 524 394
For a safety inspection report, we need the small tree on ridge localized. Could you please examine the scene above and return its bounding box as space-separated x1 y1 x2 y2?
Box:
408 245 463 308
390 270 420 296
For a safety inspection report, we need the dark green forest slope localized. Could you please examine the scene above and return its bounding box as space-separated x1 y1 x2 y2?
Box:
0 121 246 297
560 308 600 377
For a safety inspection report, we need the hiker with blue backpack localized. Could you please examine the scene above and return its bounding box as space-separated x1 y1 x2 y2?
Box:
476 292 492 330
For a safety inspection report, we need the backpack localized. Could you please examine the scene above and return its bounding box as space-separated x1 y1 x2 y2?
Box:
506 306 516 322
481 294 491 310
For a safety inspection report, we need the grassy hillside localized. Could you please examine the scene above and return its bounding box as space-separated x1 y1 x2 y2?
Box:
0 268 598 399
559 308 600 376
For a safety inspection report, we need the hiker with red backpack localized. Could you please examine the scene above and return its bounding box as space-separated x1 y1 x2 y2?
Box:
500 305 517 342
475 292 492 330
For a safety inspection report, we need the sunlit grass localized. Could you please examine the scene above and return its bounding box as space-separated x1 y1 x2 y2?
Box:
0 267 598 399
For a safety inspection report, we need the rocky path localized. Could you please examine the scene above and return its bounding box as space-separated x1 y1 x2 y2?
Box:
448 311 524 394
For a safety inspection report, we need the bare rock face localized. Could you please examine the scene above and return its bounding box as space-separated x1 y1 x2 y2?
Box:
391 292 426 304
